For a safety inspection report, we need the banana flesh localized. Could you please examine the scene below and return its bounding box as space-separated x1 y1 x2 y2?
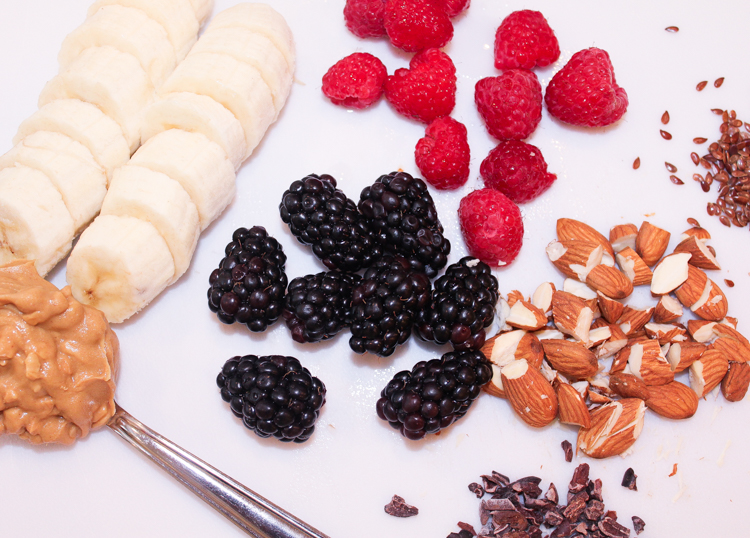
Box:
66 214 176 324
0 165 75 277
0 131 107 233
14 98 130 182
141 92 247 170
59 5 177 88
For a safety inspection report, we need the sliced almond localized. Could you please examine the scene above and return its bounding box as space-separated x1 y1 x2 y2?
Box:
482 330 526 368
615 247 653 286
644 322 688 345
653 295 683 323
589 326 612 347
546 240 604 282
687 319 717 343
586 264 634 300
555 381 592 428
541 339 599 380
484 364 506 399
618 305 654 336
635 221 671 267
595 324 628 360
577 399 646 459
551 291 593 344
506 289 525 307
624 339 674 386
557 218 614 259
609 223 638 253
673 235 721 270
680 226 711 242
721 361 750 402
650 252 692 295
506 299 548 331
501 359 558 428
534 328 565 341
666 341 706 372
596 292 624 325
722 317 739 330
645 381 699 419
689 348 729 397
562 278 598 313
531 281 555 314
609 372 650 400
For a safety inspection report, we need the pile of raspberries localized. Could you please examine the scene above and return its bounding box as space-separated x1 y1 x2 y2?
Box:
321 0 628 268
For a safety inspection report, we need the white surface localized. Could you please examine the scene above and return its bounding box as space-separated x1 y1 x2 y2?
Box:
1 1 749 537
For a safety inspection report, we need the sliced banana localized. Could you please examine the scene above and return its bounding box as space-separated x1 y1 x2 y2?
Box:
87 0 199 61
0 165 75 277
129 130 235 230
14 98 130 181
59 5 177 89
38 46 154 152
207 3 295 74
189 0 214 25
0 131 107 233
159 52 274 159
101 164 200 280
191 26 292 115
66 214 176 323
141 92 247 170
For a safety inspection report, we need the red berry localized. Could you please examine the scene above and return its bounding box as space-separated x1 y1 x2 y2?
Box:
383 0 453 52
458 188 524 266
544 47 628 127
475 69 542 140
480 140 556 203
343 0 387 38
494 10 560 70
436 0 470 18
415 116 470 190
385 48 456 123
322 52 388 109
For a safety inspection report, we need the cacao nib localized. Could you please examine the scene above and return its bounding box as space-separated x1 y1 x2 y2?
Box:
384 495 418 518
598 517 630 538
621 468 638 491
569 463 590 493
584 500 605 521
561 440 574 462
545 483 560 504
632 516 646 535
469 482 485 498
511 476 543 499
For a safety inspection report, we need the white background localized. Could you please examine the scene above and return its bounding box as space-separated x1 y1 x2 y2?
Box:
1 0 749 537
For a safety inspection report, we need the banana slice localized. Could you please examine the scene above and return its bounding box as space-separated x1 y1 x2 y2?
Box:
101 164 200 280
0 131 107 233
129 130 235 230
191 26 292 116
207 3 295 74
38 46 154 152
66 214 175 323
141 92 247 170
190 0 214 25
159 52 274 159
87 0 199 61
14 99 130 181
0 165 75 277
59 5 177 88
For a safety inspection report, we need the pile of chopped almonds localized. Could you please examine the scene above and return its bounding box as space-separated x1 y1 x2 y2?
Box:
482 218 749 458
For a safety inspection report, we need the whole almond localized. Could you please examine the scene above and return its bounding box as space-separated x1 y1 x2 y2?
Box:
541 339 599 380
721 361 750 402
585 264 633 299
501 359 558 428
645 381 699 419
577 399 646 459
555 381 592 428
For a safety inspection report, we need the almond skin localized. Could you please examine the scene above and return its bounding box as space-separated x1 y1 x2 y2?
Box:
689 348 730 397
541 339 599 380
609 372 651 400
673 235 721 270
675 265 708 308
615 247 653 286
555 381 592 428
597 291 625 324
577 399 646 459
635 221 670 266
501 359 558 428
721 361 750 402
585 264 633 300
645 381 699 419
557 218 615 259
551 291 593 344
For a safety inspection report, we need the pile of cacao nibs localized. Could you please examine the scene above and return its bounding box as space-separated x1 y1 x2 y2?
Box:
448 464 644 538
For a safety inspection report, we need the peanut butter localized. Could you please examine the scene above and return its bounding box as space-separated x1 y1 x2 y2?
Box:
0 260 118 444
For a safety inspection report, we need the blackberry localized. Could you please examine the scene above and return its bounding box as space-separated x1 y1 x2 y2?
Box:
217 354 326 443
279 173 381 272
349 255 431 357
376 350 492 440
416 257 499 351
282 270 361 343
358 171 450 278
207 226 287 332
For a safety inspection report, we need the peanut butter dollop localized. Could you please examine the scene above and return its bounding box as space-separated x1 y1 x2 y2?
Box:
0 260 118 444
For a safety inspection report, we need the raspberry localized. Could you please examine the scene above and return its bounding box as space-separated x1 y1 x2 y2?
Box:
415 116 470 190
383 0 453 53
494 10 560 70
322 52 388 110
343 0 387 38
480 140 557 203
544 47 629 127
384 48 456 124
475 69 542 141
458 188 524 266
436 0 470 18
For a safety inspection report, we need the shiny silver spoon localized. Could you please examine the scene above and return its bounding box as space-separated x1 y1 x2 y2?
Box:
107 404 330 538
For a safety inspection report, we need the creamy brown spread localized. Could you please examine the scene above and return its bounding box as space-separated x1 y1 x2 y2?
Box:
0 260 118 444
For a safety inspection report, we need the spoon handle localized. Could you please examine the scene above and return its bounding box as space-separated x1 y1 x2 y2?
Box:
107 405 330 538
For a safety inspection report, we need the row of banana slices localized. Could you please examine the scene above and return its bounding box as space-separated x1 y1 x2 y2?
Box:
0 0 294 323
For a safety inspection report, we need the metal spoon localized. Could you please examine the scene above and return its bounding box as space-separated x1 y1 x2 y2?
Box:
107 403 330 538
